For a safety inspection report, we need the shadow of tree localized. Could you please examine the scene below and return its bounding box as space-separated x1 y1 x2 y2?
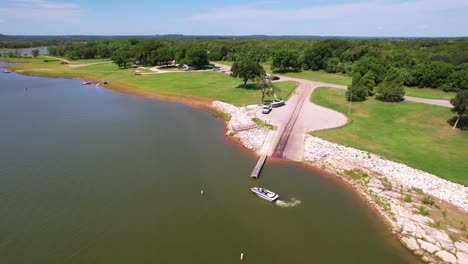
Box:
235 83 258 90
447 116 468 130
272 69 301 74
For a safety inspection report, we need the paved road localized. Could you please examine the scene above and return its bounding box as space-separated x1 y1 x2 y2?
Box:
404 96 452 108
213 63 453 160
256 77 348 161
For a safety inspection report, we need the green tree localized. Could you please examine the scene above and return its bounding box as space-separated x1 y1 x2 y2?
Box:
376 67 405 102
157 46 174 66
441 63 468 92
406 61 454 88
230 53 265 87
353 56 387 85
31 49 40 58
256 76 279 104
450 90 468 129
112 47 132 69
184 47 208 69
346 72 375 101
324 57 340 73
271 49 301 73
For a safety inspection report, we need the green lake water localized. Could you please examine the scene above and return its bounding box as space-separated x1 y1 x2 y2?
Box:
0 64 419 263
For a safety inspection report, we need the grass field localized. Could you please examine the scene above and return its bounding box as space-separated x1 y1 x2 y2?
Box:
281 70 352 86
311 87 468 185
5 58 298 106
405 87 456 100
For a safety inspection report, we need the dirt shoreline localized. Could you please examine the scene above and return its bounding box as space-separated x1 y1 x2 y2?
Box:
5 65 466 263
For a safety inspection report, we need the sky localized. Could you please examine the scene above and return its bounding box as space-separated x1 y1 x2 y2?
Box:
1 0 467 37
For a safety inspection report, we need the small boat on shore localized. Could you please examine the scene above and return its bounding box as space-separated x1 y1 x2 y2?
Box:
251 187 279 202
82 81 92 85
3 70 11 73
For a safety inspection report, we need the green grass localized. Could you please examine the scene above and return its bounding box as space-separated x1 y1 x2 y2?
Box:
311 87 468 185
405 87 456 100
252 117 276 130
45 56 111 64
281 70 352 86
5 57 298 106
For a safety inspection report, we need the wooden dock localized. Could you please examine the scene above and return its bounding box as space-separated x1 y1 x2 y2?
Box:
251 154 267 178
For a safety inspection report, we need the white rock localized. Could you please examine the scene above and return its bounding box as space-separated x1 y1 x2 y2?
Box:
402 237 419 251
457 251 468 264
418 239 440 253
435 250 457 264
455 241 468 255
303 135 468 211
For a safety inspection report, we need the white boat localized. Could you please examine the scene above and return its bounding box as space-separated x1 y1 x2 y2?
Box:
82 81 92 85
251 187 279 202
3 70 11 73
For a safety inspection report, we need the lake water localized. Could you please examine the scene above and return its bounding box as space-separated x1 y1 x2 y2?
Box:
0 63 419 263
0 47 49 56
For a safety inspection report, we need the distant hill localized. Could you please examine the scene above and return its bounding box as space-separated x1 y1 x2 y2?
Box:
0 34 466 41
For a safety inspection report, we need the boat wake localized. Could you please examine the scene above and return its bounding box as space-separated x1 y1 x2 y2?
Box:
275 198 301 208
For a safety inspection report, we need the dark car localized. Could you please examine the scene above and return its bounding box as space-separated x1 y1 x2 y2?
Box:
271 99 285 108
265 74 280 81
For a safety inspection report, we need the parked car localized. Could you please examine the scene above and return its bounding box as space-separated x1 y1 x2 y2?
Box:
262 105 273 114
271 99 285 108
265 74 280 81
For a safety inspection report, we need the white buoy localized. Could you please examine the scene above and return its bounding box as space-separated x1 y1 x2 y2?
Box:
200 190 204 195
240 253 244 260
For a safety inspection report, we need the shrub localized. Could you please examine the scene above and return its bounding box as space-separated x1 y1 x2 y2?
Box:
422 197 435 206
404 195 412 203
418 205 430 216
428 221 443 229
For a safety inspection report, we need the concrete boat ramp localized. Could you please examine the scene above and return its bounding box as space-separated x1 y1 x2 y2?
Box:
250 77 348 177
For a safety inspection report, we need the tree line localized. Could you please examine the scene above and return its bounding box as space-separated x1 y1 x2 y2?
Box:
42 37 467 91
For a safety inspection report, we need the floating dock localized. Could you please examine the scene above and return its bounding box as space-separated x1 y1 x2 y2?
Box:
251 154 267 178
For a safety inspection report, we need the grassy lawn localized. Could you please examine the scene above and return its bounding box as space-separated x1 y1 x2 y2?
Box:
311 87 468 185
44 56 112 64
281 70 352 86
5 58 298 106
405 87 456 100
214 61 233 66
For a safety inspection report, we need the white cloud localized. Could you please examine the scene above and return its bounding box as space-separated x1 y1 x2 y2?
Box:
0 0 84 22
181 0 468 36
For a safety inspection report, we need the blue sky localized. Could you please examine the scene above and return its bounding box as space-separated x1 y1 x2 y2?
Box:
1 0 467 36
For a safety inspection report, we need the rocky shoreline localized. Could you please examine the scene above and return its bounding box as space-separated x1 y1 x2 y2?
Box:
214 100 468 264
303 135 467 264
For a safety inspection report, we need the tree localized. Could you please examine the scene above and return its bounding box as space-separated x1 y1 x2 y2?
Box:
230 53 265 87
271 49 301 73
303 40 351 70
352 56 387 85
184 47 208 69
157 46 174 66
406 61 454 88
450 90 468 129
256 76 279 104
441 63 468 92
324 57 340 73
376 67 405 102
112 47 132 68
31 49 40 58
346 72 375 101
